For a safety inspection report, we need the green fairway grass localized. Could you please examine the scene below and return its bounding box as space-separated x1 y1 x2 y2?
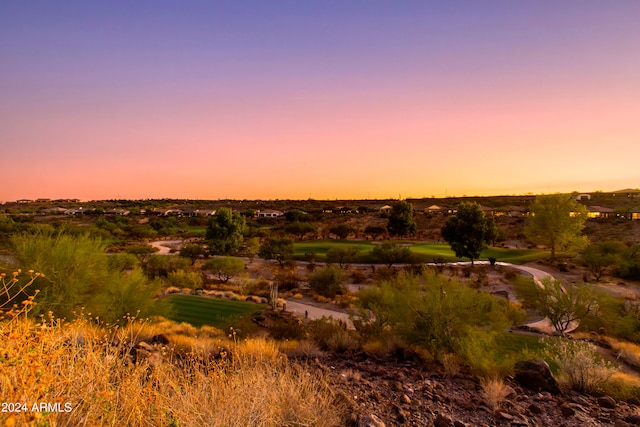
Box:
166 294 264 328
293 240 547 264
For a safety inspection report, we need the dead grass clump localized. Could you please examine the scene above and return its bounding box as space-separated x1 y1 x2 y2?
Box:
481 378 511 410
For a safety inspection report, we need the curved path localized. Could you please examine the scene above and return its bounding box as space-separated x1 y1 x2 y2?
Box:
285 300 353 327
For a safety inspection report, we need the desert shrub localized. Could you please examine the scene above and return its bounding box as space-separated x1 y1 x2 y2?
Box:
308 317 359 353
457 332 514 379
275 268 301 292
358 271 523 359
167 269 204 290
107 252 139 272
144 255 190 279
349 268 368 284
481 378 511 410
308 266 343 298
11 231 167 322
543 338 616 393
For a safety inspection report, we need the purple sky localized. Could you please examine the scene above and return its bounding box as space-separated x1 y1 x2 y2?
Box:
2 1 639 201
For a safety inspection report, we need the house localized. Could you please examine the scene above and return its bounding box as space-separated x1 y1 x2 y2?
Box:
426 204 447 214
256 209 283 218
575 193 591 201
506 206 527 217
41 207 67 215
105 208 130 216
373 204 392 214
586 206 615 219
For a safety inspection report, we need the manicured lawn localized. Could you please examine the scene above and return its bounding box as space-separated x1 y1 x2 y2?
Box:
166 294 264 328
293 240 547 265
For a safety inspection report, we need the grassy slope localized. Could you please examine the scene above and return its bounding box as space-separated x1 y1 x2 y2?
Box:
166 294 264 328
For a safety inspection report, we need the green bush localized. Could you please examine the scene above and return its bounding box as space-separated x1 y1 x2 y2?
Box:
308 266 343 298
167 269 204 290
11 230 167 323
543 338 616 393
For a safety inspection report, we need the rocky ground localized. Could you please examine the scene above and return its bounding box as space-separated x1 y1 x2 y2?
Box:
310 352 640 427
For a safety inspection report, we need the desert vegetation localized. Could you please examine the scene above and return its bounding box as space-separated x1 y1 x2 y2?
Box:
3 193 640 425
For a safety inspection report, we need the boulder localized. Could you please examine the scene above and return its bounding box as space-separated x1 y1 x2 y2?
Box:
514 359 560 393
358 414 385 427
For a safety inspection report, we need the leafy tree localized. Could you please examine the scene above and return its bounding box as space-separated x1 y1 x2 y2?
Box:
441 202 497 265
617 244 640 280
531 278 600 335
371 241 412 267
259 237 294 266
309 266 343 298
179 243 206 265
326 246 358 268
206 207 246 255
329 223 355 240
284 221 316 240
204 257 246 283
364 225 386 240
387 201 416 237
285 209 308 223
126 244 158 264
581 241 625 281
525 194 588 261
144 255 190 279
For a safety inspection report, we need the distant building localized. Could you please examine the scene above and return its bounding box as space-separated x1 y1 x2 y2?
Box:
575 193 591 201
586 205 615 219
256 209 283 218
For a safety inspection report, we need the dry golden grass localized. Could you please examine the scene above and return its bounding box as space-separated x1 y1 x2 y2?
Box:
480 378 511 410
1 312 346 426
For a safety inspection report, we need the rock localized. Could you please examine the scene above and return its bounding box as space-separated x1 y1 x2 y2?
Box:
496 411 514 420
136 341 153 352
598 396 617 409
453 421 468 427
358 414 385 427
615 420 632 427
434 414 453 427
514 359 560 393
560 404 575 417
528 403 543 414
625 414 640 425
401 394 412 405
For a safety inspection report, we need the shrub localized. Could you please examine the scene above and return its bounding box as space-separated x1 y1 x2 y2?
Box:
167 269 204 290
308 266 343 298
543 338 616 393
481 378 511 410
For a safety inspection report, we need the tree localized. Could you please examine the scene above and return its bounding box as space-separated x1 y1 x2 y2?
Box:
326 246 358 268
329 223 355 240
284 221 316 240
126 244 158 264
387 201 416 237
364 225 386 240
525 194 588 261
204 257 246 283
441 202 497 265
532 278 599 335
581 241 625 281
179 243 206 265
259 237 294 266
371 241 412 268
206 207 246 255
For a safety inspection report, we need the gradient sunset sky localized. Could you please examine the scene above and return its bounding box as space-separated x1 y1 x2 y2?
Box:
2 1 639 201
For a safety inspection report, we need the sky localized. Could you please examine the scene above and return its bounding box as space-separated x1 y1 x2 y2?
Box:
1 1 639 201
